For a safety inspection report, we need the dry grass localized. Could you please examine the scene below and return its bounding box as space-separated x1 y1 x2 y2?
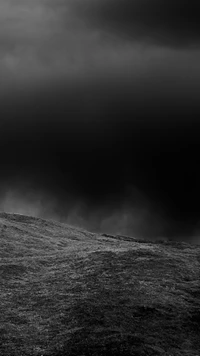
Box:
0 212 200 356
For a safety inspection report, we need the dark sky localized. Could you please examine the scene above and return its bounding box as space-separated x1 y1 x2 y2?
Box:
0 0 200 241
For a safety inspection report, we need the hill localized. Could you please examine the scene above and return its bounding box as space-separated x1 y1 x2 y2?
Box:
0 212 200 356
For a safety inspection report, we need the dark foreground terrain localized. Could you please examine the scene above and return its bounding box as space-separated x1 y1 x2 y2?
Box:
0 212 200 356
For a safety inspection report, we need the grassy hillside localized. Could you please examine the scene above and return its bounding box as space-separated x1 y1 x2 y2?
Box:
0 212 200 356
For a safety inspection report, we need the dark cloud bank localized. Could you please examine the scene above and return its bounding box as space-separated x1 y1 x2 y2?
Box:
0 0 200 242
72 0 200 47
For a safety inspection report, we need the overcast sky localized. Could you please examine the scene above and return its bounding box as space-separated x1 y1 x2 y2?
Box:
1 0 200 241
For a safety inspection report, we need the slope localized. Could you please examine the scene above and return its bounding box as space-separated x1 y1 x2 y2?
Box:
0 212 200 356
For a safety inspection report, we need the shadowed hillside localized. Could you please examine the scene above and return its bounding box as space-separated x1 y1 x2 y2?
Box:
0 212 200 356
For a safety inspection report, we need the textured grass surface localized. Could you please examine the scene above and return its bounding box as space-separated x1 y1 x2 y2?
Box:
0 212 200 355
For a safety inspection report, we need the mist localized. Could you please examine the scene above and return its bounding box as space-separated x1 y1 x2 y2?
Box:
1 182 199 244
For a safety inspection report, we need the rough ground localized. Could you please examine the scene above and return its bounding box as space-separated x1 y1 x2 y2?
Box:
0 212 200 356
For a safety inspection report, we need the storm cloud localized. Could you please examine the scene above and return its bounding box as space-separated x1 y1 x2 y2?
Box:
0 0 200 241
71 0 200 47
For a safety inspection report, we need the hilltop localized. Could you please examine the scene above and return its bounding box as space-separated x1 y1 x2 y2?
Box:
0 212 200 356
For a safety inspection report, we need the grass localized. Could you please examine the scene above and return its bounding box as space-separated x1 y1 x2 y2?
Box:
0 212 200 355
